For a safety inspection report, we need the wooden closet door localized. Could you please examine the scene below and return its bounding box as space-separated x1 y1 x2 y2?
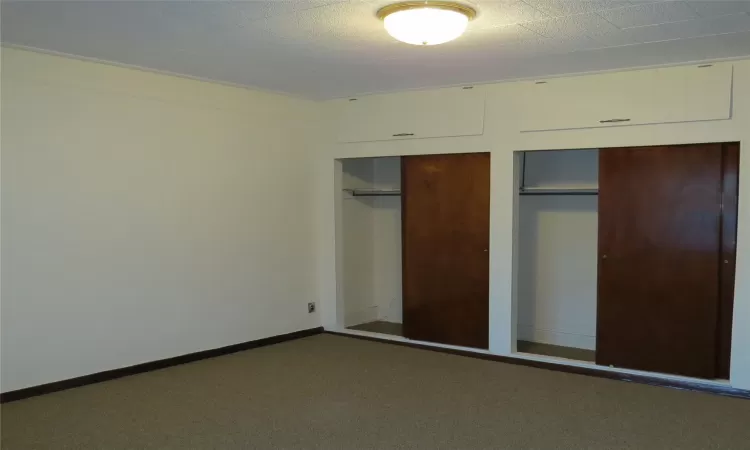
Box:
402 153 490 349
597 144 723 378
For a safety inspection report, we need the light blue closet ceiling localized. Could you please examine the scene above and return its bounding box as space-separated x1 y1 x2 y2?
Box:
2 1 749 99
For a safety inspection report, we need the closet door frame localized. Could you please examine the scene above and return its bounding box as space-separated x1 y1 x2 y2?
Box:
718 142 740 379
325 140 747 392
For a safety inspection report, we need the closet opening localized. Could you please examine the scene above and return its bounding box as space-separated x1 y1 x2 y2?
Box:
514 143 739 380
515 149 599 363
341 156 404 337
339 152 491 349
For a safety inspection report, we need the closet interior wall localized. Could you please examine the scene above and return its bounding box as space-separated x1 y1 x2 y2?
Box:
341 157 402 327
516 150 599 352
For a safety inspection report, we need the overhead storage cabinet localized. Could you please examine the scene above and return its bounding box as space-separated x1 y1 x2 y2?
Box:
517 64 732 132
336 87 485 143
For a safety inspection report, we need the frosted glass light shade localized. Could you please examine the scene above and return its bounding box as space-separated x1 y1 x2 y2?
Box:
378 3 475 46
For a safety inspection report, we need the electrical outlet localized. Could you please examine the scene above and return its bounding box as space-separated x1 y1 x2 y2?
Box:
308 302 316 313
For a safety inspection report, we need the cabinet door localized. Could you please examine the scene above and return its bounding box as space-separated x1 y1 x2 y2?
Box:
402 153 490 349
337 87 485 143
597 144 723 378
518 64 732 132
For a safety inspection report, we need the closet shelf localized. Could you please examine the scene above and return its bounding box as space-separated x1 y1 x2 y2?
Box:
344 188 402 197
519 187 599 196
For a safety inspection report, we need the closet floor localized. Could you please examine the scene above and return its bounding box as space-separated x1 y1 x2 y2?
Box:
348 321 403 337
518 341 596 362
345 326 595 362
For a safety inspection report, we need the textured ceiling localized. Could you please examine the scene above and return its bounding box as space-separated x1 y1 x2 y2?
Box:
3 1 750 99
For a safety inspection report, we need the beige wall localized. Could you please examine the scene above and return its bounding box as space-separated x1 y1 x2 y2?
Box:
0 48 320 392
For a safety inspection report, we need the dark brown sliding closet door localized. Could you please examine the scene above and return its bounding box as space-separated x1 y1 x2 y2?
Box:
597 144 726 379
402 153 490 349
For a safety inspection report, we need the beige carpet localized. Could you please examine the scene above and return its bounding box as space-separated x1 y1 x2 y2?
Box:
2 334 749 450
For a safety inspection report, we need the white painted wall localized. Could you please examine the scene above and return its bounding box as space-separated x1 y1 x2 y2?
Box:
0 48 320 393
517 196 598 350
341 159 377 326
318 59 750 390
521 150 599 190
517 150 599 351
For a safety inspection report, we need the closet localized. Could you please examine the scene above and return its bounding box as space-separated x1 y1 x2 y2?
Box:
340 153 491 350
516 143 739 380
341 157 403 333
517 149 599 361
339 143 737 379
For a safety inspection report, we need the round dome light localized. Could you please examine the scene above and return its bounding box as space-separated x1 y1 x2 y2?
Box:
377 2 477 46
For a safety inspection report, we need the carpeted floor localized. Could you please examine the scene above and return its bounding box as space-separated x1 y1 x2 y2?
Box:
2 334 749 449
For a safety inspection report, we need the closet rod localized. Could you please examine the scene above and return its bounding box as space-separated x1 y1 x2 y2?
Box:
344 188 402 197
519 188 598 196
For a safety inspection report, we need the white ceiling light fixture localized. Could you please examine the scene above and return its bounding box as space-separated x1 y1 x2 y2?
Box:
377 1 477 46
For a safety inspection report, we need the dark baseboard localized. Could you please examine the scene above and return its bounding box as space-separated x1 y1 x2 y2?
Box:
326 331 750 400
1 326 324 404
